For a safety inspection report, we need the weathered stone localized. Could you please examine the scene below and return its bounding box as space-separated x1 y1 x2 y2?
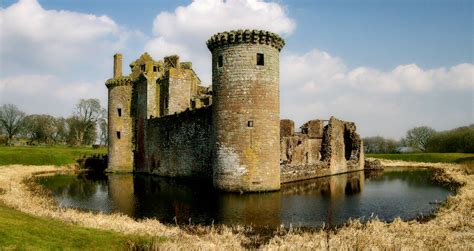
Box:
301 120 324 138
280 119 294 137
364 159 383 170
210 31 284 192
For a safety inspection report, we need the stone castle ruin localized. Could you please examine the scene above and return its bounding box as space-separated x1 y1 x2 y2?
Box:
106 30 364 192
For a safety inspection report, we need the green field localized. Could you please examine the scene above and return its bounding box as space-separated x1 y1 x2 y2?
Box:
0 203 135 250
367 153 474 164
0 146 106 166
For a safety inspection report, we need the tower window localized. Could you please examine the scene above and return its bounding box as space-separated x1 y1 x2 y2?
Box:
153 66 157 72
218 55 223 67
141 65 145 72
116 131 121 139
117 108 122 117
248 120 254 127
257 53 264 66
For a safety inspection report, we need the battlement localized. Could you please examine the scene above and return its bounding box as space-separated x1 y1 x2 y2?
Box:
206 29 285 52
105 76 133 88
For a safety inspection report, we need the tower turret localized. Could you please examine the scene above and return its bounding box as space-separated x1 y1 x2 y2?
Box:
207 30 285 192
106 53 134 172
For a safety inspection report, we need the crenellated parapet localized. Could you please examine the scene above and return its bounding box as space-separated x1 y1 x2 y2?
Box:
105 76 133 88
206 29 285 52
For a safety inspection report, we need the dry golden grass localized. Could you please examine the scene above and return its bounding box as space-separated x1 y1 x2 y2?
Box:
0 162 472 250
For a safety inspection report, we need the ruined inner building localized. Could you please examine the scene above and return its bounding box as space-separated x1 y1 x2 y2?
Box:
105 29 364 192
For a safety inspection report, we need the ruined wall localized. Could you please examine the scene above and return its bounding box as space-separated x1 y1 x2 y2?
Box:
106 77 134 172
321 117 347 174
208 30 285 192
143 106 213 178
320 117 364 174
167 68 193 115
159 64 202 116
280 117 364 183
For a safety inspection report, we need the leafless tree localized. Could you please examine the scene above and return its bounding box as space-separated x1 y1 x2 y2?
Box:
70 99 103 145
0 104 26 145
98 108 107 146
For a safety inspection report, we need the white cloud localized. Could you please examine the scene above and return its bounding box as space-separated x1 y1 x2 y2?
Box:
0 0 138 76
0 74 106 116
145 0 295 84
281 49 474 138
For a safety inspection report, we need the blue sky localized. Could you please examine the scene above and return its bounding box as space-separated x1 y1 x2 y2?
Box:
3 0 469 69
0 0 472 138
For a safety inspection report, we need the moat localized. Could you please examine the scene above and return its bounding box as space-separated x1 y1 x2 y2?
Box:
36 168 451 228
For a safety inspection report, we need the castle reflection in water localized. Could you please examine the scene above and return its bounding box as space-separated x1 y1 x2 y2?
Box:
38 168 449 229
106 171 365 227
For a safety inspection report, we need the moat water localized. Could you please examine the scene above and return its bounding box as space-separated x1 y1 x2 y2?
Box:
36 168 452 228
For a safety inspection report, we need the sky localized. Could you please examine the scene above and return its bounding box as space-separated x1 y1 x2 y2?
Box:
0 0 472 138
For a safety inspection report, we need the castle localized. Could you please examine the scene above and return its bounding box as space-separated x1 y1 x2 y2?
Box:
105 30 364 192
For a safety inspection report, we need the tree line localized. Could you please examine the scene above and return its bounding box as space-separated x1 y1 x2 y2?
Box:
0 99 107 146
364 125 474 154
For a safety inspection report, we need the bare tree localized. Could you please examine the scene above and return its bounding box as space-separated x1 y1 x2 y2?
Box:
70 99 102 145
403 126 436 152
98 108 107 146
0 104 26 145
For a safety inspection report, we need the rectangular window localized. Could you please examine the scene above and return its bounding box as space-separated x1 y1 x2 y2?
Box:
116 131 121 139
141 65 145 71
257 53 264 66
248 120 254 127
218 55 223 67
117 108 122 117
153 66 157 72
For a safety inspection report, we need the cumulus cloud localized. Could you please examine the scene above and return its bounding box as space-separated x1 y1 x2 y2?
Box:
0 0 139 116
281 49 474 138
145 0 295 84
0 0 138 76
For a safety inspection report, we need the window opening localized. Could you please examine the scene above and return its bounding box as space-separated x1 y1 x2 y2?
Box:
116 131 121 139
218 55 223 67
117 108 122 117
248 120 254 127
257 53 264 66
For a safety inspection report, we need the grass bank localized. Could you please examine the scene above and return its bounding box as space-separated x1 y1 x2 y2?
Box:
367 152 474 164
0 202 132 250
0 146 106 166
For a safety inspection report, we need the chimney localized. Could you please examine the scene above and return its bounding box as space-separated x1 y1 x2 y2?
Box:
113 53 123 78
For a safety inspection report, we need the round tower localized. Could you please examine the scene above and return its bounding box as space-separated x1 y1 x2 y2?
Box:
106 53 134 172
207 30 285 192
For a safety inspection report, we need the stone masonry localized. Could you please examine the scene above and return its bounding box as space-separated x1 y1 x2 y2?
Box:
106 29 364 192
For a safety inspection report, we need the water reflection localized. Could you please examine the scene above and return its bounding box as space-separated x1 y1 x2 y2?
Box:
108 175 135 216
36 168 451 228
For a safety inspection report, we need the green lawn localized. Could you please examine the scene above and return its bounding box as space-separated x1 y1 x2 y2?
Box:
0 145 106 166
0 203 134 250
367 153 474 164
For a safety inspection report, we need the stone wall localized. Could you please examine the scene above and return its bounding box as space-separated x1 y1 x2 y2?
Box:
143 106 213 178
280 117 364 183
106 77 134 172
321 117 364 174
209 30 284 192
